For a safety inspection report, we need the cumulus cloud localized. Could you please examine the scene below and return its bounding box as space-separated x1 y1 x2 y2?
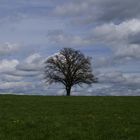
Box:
91 19 140 60
47 19 140 63
0 53 44 90
91 19 140 44
47 19 140 46
50 1 140 65
16 53 44 71
0 53 46 93
0 59 19 73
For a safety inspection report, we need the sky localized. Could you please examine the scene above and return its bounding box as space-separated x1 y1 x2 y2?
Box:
0 0 140 95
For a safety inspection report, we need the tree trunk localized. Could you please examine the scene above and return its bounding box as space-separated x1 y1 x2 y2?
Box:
66 86 71 96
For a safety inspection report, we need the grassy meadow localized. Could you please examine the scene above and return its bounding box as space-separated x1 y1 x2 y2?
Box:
0 95 140 140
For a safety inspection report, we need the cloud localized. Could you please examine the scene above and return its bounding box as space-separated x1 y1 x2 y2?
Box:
98 70 126 83
16 53 44 71
88 19 140 61
2 0 140 25
0 43 21 55
0 59 19 73
1 75 23 82
0 59 44 94
47 19 140 63
114 44 140 59
128 32 140 44
53 2 89 17
0 53 45 78
93 56 112 68
124 74 140 86
0 82 33 90
47 30 90 47
0 53 45 93
97 70 140 87
6 70 40 77
0 0 52 24
47 19 140 48
91 19 140 45
52 0 140 24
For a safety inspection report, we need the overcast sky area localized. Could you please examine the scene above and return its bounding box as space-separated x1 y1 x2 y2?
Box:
0 0 140 95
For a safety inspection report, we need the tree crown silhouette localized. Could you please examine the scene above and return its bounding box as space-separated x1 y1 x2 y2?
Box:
44 48 97 96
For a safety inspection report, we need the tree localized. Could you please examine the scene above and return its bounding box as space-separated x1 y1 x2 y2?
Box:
44 48 97 96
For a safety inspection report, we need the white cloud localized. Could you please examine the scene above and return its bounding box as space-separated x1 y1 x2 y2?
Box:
0 82 33 90
0 59 19 73
0 54 44 92
89 19 140 61
16 53 44 71
25 53 42 64
91 19 140 45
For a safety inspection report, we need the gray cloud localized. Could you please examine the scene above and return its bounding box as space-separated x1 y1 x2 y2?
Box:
129 32 140 44
0 43 21 55
114 44 140 60
97 70 140 87
52 0 140 24
0 0 52 23
1 75 23 82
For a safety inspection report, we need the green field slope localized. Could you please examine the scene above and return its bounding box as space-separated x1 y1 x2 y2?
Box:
0 95 140 140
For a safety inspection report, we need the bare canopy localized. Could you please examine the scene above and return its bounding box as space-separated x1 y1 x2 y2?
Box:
44 48 97 96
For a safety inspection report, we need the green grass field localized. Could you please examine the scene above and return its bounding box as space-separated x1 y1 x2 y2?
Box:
0 95 140 140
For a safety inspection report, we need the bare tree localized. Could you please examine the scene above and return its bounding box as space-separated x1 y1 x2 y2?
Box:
44 48 97 96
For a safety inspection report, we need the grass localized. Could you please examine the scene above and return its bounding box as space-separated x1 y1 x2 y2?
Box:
0 95 140 140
